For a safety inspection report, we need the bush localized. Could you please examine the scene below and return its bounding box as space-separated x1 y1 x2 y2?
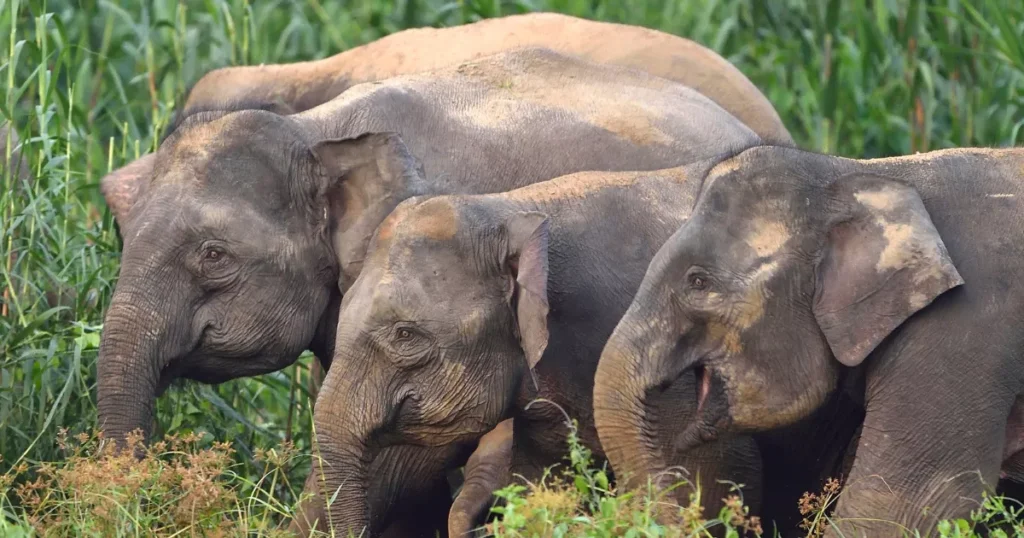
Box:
0 429 315 537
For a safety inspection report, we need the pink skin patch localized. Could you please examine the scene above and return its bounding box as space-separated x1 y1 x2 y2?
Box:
697 366 711 412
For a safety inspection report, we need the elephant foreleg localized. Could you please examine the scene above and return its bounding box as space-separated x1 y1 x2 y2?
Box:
449 419 514 537
828 398 1005 538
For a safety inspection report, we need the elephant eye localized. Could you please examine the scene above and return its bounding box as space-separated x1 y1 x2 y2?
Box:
388 324 434 368
686 268 712 291
201 244 229 264
196 243 238 288
392 324 428 345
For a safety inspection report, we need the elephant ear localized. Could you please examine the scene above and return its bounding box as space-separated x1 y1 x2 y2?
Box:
100 152 158 229
505 212 551 372
310 132 427 289
813 174 963 367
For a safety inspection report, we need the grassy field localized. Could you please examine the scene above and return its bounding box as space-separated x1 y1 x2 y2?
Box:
1 0 1022 535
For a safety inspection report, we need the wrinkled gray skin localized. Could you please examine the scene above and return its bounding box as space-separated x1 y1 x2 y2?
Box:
96 48 765 537
595 145 1024 537
317 156 764 538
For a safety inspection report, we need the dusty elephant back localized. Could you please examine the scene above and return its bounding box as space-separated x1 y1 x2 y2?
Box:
297 47 763 195
181 12 792 145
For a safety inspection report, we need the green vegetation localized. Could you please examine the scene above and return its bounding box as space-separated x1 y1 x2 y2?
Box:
0 0 1021 535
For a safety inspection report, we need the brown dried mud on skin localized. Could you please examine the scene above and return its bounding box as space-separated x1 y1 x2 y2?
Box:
500 167 689 205
406 198 459 241
181 12 791 145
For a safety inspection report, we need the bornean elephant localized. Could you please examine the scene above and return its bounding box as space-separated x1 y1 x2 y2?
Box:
104 13 794 245
95 48 764 537
594 145 1024 537
176 12 792 146
310 155 764 537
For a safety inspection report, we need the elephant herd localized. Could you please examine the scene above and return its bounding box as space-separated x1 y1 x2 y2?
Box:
89 12 1024 538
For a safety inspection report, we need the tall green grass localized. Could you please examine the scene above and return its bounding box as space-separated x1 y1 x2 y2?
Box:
0 0 1022 532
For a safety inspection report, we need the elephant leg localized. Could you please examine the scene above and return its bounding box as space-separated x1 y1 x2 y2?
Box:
755 388 864 536
828 388 1007 537
1000 395 1024 482
448 420 514 537
381 481 453 538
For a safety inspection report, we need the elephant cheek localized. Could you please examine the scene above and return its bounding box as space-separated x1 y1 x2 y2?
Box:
718 358 831 432
423 360 512 444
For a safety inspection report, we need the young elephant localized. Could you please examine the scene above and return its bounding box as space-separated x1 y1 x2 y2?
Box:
313 160 764 537
95 49 762 537
594 145 1024 537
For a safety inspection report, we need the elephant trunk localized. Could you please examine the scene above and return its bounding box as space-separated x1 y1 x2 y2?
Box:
313 363 392 536
96 295 166 450
594 299 681 492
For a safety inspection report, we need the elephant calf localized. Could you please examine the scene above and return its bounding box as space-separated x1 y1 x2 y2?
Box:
595 145 1024 537
311 158 765 537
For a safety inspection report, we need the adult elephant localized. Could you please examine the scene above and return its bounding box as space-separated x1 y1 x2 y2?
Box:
594 145 1024 537
311 154 763 538
177 12 792 145
96 48 765 536
103 12 793 207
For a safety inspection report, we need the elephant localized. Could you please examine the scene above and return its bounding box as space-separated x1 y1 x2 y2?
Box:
311 153 766 537
176 12 792 146
593 144 1024 537
94 48 766 537
102 12 793 222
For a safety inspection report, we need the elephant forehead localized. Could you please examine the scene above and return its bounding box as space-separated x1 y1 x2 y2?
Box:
363 266 491 328
160 117 246 174
158 115 301 195
379 197 459 243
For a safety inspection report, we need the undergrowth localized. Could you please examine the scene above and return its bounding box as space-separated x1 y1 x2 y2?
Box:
1 418 1022 536
0 429 316 537
484 417 1024 538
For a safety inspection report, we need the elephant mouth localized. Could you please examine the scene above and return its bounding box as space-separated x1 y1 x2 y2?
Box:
695 364 712 412
674 363 730 455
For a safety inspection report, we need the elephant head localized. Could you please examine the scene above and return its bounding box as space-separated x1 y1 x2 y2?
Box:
313 196 549 535
96 107 427 445
594 146 963 481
